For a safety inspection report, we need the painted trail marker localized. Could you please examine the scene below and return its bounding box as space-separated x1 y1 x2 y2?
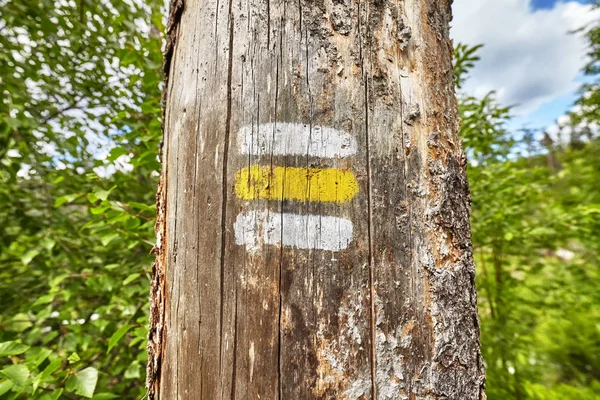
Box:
239 122 357 158
234 123 358 252
234 210 353 252
235 165 358 203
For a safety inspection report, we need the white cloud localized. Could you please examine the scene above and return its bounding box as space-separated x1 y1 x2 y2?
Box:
452 0 599 114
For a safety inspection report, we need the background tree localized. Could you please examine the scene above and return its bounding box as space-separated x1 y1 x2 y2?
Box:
0 0 162 398
455 42 600 400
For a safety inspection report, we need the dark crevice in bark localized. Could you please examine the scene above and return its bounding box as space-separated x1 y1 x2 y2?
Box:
230 295 239 400
163 0 184 77
191 9 203 388
214 0 220 67
365 78 377 400
275 14 284 400
218 0 235 372
175 271 181 397
266 0 271 48
193 19 203 360
359 1 377 398
162 1 185 149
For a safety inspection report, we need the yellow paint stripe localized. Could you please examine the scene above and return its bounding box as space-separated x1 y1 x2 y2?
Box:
235 165 359 203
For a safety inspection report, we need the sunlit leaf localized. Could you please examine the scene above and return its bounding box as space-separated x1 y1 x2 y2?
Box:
65 367 98 398
0 364 29 387
0 342 30 357
107 324 133 353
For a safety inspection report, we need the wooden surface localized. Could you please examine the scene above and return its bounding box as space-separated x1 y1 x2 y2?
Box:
147 0 486 399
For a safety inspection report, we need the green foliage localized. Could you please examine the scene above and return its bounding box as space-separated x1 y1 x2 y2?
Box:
457 45 600 399
454 43 483 90
453 43 514 163
0 0 163 397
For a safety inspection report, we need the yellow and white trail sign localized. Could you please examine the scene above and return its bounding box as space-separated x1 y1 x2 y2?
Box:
234 123 358 252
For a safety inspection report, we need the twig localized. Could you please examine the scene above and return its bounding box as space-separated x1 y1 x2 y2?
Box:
40 99 81 125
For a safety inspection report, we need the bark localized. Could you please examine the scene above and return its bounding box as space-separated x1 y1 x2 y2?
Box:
147 0 486 399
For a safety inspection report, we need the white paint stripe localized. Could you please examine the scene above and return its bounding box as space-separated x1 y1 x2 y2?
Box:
239 123 357 158
234 210 353 252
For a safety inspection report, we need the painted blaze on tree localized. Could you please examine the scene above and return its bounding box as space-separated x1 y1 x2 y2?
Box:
147 0 485 399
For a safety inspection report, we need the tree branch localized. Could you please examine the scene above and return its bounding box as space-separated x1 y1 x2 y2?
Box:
40 99 81 125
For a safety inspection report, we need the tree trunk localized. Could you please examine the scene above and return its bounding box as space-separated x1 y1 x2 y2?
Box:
147 0 486 399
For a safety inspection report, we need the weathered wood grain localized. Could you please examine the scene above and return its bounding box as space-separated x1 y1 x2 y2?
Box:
148 0 486 399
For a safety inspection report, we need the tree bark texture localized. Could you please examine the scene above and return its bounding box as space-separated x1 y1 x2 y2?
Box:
147 0 486 399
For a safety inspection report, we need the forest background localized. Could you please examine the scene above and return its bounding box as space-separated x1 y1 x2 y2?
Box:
0 0 598 399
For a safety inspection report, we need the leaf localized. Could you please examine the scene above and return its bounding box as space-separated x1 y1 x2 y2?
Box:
54 193 80 207
87 192 99 203
33 294 55 306
92 393 119 400
65 367 98 398
41 331 59 345
581 206 600 215
93 186 116 201
127 201 155 211
39 389 64 400
122 273 140 286
124 217 141 230
0 341 30 357
90 205 109 215
21 249 40 266
0 380 13 397
123 361 140 379
67 352 81 364
107 324 132 353
100 232 119 246
0 364 29 387
33 357 62 393
108 201 125 212
107 146 128 162
41 238 56 251
8 313 32 332
49 274 69 289
94 190 111 201
26 347 52 368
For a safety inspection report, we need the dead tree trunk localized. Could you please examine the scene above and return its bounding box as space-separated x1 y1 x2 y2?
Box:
147 0 486 399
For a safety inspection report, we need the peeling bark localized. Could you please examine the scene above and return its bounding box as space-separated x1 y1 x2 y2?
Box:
147 0 486 399
145 2 184 399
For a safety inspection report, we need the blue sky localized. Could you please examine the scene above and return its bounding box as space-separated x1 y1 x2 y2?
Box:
452 0 598 135
531 0 590 10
